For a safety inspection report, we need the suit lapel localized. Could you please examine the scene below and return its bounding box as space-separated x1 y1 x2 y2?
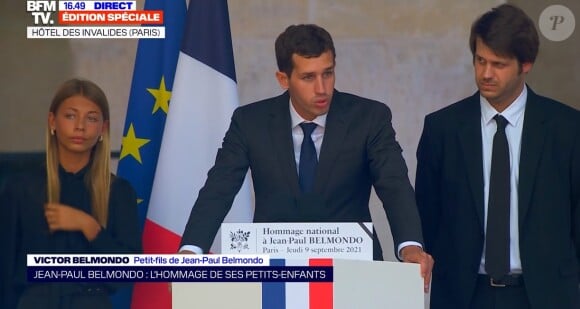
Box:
268 92 301 195
518 89 547 226
314 91 348 192
458 93 485 229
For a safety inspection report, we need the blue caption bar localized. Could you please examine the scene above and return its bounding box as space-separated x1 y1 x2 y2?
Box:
27 266 333 283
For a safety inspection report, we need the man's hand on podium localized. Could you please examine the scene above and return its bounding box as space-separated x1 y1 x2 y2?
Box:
178 250 196 254
401 245 434 293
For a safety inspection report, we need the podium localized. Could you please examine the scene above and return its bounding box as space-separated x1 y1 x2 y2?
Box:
172 259 423 308
173 222 425 308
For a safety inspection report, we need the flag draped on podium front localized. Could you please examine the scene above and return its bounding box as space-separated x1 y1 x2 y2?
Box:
265 259 333 309
120 1 253 308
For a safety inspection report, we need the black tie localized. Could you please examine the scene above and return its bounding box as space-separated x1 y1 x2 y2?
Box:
299 122 318 193
485 114 510 280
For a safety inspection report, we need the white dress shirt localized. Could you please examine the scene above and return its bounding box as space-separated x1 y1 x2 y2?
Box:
479 86 527 274
289 100 326 168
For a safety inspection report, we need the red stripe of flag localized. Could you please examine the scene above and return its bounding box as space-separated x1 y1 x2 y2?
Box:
131 219 181 309
309 258 333 309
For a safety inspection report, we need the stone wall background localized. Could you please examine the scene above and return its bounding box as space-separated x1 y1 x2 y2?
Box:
1 0 578 269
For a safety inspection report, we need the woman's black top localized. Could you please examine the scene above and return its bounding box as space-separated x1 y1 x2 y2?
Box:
0 163 142 308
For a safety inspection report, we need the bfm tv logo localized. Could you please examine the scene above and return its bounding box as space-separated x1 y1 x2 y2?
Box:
27 1 56 25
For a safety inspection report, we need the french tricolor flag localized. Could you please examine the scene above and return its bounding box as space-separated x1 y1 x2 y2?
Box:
131 0 253 308
264 259 333 309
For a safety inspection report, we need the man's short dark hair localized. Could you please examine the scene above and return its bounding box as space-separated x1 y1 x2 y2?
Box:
275 24 336 77
469 4 539 64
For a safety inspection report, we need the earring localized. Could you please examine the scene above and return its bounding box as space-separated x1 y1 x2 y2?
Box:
99 135 103 142
50 128 55 135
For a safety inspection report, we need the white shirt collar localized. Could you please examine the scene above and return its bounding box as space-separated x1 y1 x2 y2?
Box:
480 85 527 127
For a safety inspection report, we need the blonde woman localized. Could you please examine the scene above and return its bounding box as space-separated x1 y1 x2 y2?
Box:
1 78 141 309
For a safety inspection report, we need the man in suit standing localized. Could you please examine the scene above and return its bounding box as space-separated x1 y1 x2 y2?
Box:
180 24 433 291
416 4 580 308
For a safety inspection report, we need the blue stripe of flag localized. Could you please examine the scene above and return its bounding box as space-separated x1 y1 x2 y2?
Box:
263 259 286 309
180 0 237 82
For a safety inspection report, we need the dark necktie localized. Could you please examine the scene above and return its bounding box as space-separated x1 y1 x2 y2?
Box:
299 122 318 193
485 114 510 280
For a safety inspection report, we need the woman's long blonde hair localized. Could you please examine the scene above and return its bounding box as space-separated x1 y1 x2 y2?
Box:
46 78 111 227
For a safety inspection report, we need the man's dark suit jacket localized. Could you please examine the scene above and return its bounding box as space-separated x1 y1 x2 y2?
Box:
416 88 580 308
181 90 423 260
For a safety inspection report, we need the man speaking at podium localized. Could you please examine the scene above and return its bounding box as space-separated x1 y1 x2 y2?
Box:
180 24 433 290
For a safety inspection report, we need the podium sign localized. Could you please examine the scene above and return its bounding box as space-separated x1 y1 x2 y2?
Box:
220 222 373 260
